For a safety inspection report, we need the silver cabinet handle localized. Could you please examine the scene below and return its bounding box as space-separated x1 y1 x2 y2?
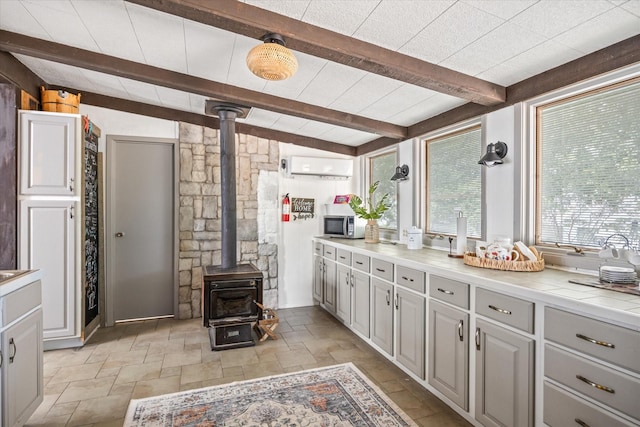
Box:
69 177 74 192
9 338 16 363
395 294 399 310
356 261 363 265
339 255 346 259
350 274 354 287
386 290 390 306
576 375 615 394
401 276 414 282
488 304 512 315
437 288 454 295
376 268 386 272
70 205 74 219
458 320 464 341
0 350 2 368
576 333 615 349
115 232 125 237
574 419 590 427
475 327 480 350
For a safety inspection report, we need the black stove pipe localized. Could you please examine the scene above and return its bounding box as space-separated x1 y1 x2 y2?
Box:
218 109 238 270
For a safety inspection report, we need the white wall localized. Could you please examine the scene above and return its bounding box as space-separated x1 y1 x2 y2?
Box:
277 143 359 308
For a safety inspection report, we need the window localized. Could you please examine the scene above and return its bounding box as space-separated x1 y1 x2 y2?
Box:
536 77 640 249
369 152 397 229
426 126 481 237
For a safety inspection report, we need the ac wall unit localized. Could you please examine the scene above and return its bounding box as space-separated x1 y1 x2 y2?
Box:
286 156 353 179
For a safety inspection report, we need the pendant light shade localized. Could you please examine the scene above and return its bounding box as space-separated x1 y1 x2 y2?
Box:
246 33 298 81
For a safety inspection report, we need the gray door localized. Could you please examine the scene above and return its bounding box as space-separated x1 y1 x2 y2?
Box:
107 136 177 323
395 289 425 379
371 278 393 356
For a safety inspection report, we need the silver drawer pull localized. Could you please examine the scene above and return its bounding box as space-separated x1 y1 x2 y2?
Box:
339 256 346 259
437 288 454 295
458 320 464 341
576 375 615 394
376 268 386 272
576 333 615 349
488 304 512 315
401 276 414 282
574 419 590 427
356 261 363 265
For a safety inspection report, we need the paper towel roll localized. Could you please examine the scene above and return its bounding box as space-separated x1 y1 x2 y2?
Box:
456 216 467 255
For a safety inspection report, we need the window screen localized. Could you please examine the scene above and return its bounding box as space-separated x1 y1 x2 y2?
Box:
537 78 640 248
370 152 397 229
426 127 481 237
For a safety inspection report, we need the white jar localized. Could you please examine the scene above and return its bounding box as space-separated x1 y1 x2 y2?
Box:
407 226 423 250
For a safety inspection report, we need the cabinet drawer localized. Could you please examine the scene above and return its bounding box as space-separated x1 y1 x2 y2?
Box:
545 344 640 420
475 288 534 333
544 381 635 427
545 307 640 374
352 253 370 273
396 266 425 293
429 275 469 309
323 245 337 260
314 241 323 255
337 249 352 265
2 280 42 326
372 258 393 282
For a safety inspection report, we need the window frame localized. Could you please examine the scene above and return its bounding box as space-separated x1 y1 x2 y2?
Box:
523 63 640 269
420 119 483 249
366 148 398 232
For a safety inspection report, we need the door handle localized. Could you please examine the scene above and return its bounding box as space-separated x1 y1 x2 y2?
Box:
9 338 16 363
69 177 74 192
115 232 126 237
70 205 74 219
394 294 399 310
475 327 481 350
458 320 464 341
386 290 390 305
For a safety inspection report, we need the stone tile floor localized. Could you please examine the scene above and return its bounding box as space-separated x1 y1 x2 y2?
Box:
26 305 471 426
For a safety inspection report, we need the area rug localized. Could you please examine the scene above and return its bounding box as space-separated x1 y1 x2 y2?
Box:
124 362 417 426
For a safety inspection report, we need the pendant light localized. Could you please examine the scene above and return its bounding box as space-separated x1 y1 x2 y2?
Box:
246 33 298 81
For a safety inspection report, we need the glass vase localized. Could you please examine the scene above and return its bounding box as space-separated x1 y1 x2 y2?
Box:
365 219 380 243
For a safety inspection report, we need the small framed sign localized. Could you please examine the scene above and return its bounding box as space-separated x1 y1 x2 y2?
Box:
291 198 315 221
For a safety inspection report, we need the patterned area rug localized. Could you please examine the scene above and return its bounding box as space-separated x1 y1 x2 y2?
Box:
124 362 417 426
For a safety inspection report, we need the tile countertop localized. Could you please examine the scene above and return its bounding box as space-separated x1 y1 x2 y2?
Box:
316 238 640 332
0 269 42 298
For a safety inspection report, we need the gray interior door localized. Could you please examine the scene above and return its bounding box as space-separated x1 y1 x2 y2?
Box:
107 136 177 323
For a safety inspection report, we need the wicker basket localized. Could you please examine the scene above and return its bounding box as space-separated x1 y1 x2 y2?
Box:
40 86 81 113
463 252 545 272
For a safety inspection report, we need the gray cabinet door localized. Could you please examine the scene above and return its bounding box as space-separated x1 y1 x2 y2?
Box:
475 319 534 427
2 309 43 427
352 271 370 338
313 255 323 303
428 300 468 410
336 264 351 323
396 289 425 378
371 278 394 356
323 260 337 313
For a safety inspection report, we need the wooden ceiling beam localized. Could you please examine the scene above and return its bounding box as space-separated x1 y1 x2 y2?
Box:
0 30 405 139
358 34 640 155
0 51 45 98
71 90 357 156
128 0 506 106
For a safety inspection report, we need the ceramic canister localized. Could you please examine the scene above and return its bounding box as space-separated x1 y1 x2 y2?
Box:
407 226 423 250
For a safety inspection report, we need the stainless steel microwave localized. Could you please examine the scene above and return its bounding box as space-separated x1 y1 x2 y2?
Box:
323 215 365 239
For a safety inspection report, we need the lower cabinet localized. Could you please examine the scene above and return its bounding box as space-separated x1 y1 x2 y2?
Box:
428 300 468 410
313 255 323 302
371 278 394 356
352 271 370 338
323 260 337 313
395 288 425 378
336 264 351 323
475 319 534 427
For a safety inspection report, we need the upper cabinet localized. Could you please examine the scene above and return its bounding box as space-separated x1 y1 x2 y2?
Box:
19 111 80 197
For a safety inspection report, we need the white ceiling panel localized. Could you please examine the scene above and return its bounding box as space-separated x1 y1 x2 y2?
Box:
20 0 98 51
184 20 236 82
329 73 404 115
553 7 640 54
316 126 379 147
297 120 339 139
462 0 537 21
353 1 455 50
271 113 313 132
297 61 367 107
244 108 281 128
621 1 640 17
188 94 207 114
441 22 545 77
126 2 187 73
300 1 380 36
510 0 615 39
399 1 504 65
119 78 162 104
262 51 329 100
72 0 144 62
389 93 466 126
226 35 269 91
243 0 311 20
358 84 438 123
0 1 50 40
156 86 191 110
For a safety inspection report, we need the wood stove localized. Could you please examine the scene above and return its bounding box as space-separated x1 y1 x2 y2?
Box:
203 264 263 350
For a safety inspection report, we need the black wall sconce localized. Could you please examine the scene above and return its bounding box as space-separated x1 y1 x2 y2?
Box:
478 141 508 167
391 164 409 181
